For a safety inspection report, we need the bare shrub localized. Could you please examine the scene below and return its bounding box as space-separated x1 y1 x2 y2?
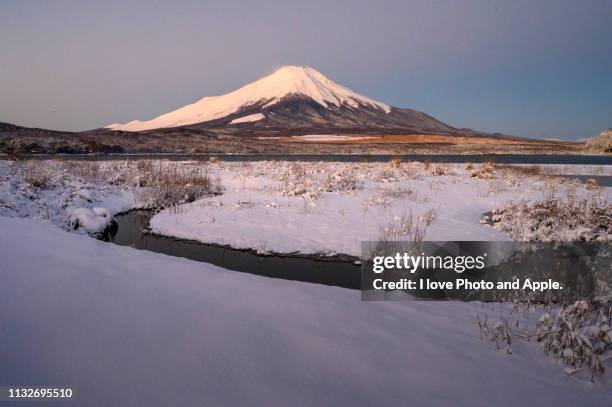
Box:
300 198 316 214
255 240 269 255
422 206 440 226
478 298 612 380
276 162 319 198
489 195 611 242
364 186 421 209
22 162 51 189
323 171 362 192
136 160 154 174
389 156 402 169
495 164 542 177
60 161 102 181
487 177 512 194
378 211 428 251
476 312 513 355
471 163 495 179
536 300 611 380
542 180 557 201
234 200 256 209
212 175 223 194
423 159 431 171
362 194 391 209
373 168 397 183
135 164 220 208
382 186 417 200
431 165 447 176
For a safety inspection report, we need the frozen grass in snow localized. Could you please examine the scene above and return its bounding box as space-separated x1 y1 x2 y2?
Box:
0 159 222 235
0 160 135 231
490 193 611 242
150 160 611 256
1 159 609 247
476 298 612 381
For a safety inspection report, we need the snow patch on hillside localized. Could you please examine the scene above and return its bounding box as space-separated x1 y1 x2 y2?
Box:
292 135 378 142
230 113 265 124
106 66 391 131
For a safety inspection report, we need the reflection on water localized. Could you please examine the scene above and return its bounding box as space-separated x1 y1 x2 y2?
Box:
556 174 612 187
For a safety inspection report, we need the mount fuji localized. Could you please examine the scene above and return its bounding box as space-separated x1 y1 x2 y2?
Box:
105 66 458 135
2 66 582 154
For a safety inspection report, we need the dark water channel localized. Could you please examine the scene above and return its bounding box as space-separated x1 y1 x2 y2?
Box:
101 210 361 289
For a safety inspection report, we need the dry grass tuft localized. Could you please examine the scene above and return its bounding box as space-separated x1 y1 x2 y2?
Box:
22 162 51 189
489 194 611 242
471 163 495 179
495 164 543 177
431 165 447 176
389 156 402 169
422 207 440 226
135 163 222 208
377 211 428 250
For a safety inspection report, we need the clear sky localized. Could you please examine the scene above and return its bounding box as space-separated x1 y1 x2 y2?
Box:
1 0 611 140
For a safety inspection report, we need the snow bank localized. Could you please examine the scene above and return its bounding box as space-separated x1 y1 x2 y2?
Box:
0 160 134 226
69 207 114 234
1 216 610 406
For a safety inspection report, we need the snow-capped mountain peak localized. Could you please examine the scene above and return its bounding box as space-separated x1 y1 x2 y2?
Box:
106 66 390 131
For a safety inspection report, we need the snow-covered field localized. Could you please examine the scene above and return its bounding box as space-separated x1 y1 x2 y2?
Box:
2 216 611 406
1 158 611 405
3 159 608 253
0 160 134 233
150 161 611 256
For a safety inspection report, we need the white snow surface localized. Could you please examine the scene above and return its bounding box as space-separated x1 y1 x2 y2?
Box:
0 160 134 231
229 113 266 124
150 161 611 256
1 216 610 406
69 207 113 234
106 66 391 131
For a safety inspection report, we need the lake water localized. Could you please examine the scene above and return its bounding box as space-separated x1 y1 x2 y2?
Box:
5 153 612 165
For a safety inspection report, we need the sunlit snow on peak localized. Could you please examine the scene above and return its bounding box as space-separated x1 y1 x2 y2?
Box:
106 66 390 132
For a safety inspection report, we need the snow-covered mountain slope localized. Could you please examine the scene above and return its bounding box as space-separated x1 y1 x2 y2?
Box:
106 66 391 132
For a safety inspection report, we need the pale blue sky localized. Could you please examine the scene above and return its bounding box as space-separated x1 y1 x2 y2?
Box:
1 0 611 139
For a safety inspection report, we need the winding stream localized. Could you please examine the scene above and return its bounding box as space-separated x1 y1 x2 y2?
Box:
95 159 610 291
101 210 361 289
